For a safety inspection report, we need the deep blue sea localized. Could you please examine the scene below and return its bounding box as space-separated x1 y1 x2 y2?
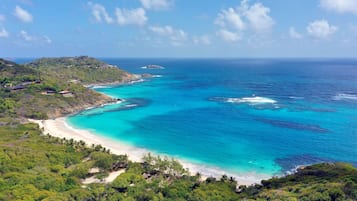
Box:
67 59 357 179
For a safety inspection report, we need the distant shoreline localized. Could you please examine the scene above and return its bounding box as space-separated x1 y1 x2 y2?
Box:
83 74 143 88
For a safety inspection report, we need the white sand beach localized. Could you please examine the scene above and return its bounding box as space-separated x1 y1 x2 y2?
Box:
29 118 267 186
29 118 147 162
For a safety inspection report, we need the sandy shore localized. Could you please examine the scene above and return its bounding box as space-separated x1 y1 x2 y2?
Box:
29 118 267 186
29 118 146 162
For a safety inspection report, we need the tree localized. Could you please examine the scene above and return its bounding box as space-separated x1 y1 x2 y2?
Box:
91 151 114 170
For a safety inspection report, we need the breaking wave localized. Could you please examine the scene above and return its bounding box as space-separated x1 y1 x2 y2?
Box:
226 96 277 104
333 93 357 101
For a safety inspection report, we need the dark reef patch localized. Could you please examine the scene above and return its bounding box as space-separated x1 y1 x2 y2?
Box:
275 154 334 173
255 118 329 133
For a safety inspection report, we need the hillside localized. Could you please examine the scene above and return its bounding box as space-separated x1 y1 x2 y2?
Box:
0 59 38 83
0 57 134 121
26 56 138 85
238 163 357 200
0 123 356 200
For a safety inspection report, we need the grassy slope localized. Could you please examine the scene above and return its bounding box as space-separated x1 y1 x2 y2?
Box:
239 163 357 200
26 56 134 85
0 57 133 120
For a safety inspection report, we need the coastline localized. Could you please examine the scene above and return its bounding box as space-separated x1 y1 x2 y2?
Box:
84 74 151 89
29 117 270 186
28 73 271 186
46 74 145 119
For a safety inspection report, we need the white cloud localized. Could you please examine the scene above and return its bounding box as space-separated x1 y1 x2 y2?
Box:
88 2 114 24
214 0 274 42
20 30 33 41
13 6 33 23
19 30 51 44
307 20 338 39
193 35 211 45
216 29 241 42
289 27 303 39
0 27 9 38
149 25 188 46
149 25 174 35
215 8 245 31
243 1 274 32
140 0 172 10
115 8 147 26
320 0 357 14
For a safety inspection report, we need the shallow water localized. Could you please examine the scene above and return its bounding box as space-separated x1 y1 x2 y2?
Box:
68 59 357 177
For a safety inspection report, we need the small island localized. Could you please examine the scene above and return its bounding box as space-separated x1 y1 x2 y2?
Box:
141 64 165 69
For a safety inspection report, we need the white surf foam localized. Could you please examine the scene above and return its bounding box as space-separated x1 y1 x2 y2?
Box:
333 93 357 101
289 96 304 100
91 85 112 89
128 79 145 84
125 104 138 108
226 96 277 104
100 100 124 107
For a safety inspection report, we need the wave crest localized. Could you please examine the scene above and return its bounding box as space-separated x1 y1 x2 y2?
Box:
226 96 277 104
333 93 357 101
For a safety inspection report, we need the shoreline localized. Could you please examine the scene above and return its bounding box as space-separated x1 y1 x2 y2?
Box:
29 75 271 186
84 74 152 89
29 117 270 186
46 74 146 119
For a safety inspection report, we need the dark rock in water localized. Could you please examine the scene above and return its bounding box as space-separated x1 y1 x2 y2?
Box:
275 154 334 173
255 118 329 133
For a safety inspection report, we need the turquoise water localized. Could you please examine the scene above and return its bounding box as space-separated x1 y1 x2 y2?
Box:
68 59 357 177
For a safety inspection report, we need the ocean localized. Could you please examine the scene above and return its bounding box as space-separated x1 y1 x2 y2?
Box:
67 58 357 179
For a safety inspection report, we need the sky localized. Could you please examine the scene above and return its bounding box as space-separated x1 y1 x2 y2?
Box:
1 0 357 58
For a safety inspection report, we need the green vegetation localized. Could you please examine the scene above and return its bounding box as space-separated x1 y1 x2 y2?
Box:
0 57 356 200
0 123 356 200
26 56 134 85
238 163 357 200
0 123 129 200
0 57 133 120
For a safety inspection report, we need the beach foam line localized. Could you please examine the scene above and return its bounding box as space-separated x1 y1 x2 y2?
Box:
28 117 268 186
226 96 277 104
29 118 147 162
91 85 113 89
179 160 271 185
